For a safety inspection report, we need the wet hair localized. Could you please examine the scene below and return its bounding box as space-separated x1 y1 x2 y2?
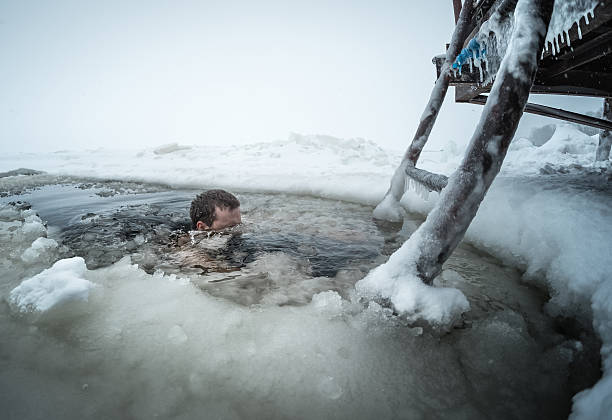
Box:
190 189 240 229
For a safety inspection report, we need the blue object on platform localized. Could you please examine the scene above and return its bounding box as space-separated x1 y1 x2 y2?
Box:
452 39 486 70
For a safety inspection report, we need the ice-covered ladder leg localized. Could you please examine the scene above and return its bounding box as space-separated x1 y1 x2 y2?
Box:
406 0 554 284
373 0 475 221
595 98 612 161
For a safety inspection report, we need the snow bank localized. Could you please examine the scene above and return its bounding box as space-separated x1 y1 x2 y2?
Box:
9 257 95 312
504 124 599 173
0 133 399 206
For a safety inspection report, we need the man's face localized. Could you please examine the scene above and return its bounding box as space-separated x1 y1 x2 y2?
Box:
204 206 241 231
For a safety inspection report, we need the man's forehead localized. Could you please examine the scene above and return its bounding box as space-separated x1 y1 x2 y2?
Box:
215 205 239 211
215 205 240 215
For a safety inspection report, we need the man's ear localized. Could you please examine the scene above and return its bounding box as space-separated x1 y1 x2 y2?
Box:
196 221 209 230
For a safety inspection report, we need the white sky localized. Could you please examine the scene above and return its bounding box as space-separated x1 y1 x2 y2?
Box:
0 0 604 153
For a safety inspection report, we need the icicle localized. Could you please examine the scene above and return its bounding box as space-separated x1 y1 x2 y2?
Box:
474 57 483 83
543 0 598 57
408 178 430 201
482 56 489 83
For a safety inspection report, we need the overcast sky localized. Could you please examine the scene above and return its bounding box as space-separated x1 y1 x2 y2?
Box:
0 0 604 153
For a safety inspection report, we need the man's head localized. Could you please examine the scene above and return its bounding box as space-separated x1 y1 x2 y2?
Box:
190 189 241 231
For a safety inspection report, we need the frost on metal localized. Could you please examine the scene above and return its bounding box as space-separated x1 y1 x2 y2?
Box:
596 98 612 161
460 0 600 84
411 0 553 282
373 0 475 221
376 0 601 228
362 0 554 315
404 165 448 193
472 0 518 84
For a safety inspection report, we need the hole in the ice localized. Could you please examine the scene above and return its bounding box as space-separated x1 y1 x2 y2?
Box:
0 177 604 419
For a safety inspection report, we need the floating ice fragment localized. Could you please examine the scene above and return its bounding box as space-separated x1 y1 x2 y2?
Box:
310 291 344 316
21 216 46 238
9 257 96 312
21 237 58 264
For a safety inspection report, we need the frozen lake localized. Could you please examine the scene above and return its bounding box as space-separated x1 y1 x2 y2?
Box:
0 175 601 419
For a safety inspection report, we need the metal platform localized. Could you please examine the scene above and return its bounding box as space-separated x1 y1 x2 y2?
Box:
435 0 612 130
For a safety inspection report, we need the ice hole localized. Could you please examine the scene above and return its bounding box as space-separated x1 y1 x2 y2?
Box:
0 176 603 419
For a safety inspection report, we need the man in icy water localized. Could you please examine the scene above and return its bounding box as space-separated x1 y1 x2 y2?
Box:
186 189 376 279
184 189 247 275
190 189 242 231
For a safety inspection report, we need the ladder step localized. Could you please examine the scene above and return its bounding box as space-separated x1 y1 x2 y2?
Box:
404 165 449 193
